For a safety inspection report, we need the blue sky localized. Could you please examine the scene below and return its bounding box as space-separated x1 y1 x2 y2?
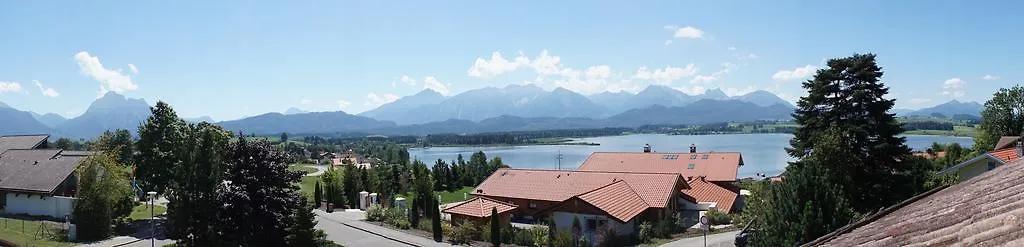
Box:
0 1 1020 121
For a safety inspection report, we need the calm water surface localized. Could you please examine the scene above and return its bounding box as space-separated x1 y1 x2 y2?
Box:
409 134 974 178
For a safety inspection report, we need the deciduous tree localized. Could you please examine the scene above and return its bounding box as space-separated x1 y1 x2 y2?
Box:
136 101 187 194
976 85 1024 151
73 154 134 241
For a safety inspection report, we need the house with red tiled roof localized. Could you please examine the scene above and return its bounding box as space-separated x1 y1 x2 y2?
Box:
938 138 1022 182
577 150 745 213
470 168 691 241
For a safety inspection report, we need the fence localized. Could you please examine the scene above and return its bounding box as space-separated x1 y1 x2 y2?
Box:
0 215 70 247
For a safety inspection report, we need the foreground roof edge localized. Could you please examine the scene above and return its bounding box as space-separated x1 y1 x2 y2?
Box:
801 183 951 246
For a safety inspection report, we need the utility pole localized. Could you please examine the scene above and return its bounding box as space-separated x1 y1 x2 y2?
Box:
556 150 563 170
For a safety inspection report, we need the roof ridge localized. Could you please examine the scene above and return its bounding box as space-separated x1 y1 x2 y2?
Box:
0 134 50 137
499 167 683 176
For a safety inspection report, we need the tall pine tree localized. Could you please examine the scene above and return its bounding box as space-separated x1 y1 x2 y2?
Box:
786 53 914 213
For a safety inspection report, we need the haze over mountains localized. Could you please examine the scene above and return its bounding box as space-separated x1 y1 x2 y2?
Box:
0 85 986 139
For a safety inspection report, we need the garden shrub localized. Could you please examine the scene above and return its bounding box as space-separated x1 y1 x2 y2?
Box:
638 221 654 243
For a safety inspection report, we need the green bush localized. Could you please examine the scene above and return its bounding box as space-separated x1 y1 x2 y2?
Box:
530 226 549 247
366 205 386 221
392 218 411 229
447 223 479 245
638 221 654 243
653 218 675 238
594 224 618 247
705 209 731 225
417 219 432 231
551 230 574 247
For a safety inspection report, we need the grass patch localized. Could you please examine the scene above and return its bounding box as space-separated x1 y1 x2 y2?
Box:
129 203 167 221
288 164 318 175
437 186 474 204
300 176 320 201
0 216 71 247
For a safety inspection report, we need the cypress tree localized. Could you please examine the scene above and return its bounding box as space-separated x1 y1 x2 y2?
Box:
490 207 500 247
431 197 443 242
410 196 420 228
313 181 322 208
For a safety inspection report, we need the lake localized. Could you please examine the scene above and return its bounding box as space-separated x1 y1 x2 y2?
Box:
409 134 974 178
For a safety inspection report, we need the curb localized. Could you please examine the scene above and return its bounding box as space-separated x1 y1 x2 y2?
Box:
110 235 153 247
316 214 422 247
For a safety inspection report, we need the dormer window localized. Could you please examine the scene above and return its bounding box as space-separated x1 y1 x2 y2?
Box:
687 163 695 169
690 155 697 160
702 154 709 160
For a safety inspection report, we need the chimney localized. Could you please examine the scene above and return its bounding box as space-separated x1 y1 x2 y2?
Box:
1017 141 1022 158
643 144 652 153
689 144 697 153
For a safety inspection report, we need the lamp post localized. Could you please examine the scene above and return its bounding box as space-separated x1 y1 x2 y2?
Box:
147 191 157 247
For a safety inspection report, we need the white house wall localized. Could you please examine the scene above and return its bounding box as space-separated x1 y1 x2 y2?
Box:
5 193 75 219
551 211 635 242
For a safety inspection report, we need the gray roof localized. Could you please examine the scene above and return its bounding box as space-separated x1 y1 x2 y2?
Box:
995 136 1022 150
0 149 83 194
0 134 49 153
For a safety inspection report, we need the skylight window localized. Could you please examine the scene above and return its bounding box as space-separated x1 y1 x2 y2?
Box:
687 163 695 169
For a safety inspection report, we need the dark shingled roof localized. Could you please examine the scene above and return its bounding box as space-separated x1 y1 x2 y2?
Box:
995 136 1022 150
0 149 83 194
0 134 49 153
807 159 1024 246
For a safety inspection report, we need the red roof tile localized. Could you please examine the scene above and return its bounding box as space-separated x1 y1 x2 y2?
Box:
809 159 1024 246
989 147 1020 163
442 197 518 218
576 180 649 222
681 178 739 213
578 152 742 182
472 168 684 208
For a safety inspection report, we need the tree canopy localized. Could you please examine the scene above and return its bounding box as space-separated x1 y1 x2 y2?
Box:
976 85 1024 150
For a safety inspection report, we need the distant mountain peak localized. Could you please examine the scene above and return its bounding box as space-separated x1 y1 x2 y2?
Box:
86 92 149 114
414 88 443 96
284 107 307 115
700 88 728 99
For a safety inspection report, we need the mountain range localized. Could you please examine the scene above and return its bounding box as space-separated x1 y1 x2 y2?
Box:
0 87 986 139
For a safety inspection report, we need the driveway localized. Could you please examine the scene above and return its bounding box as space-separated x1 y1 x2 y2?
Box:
661 230 740 247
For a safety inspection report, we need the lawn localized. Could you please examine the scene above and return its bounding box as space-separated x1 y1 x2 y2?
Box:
288 164 318 175
904 125 977 137
0 216 72 247
437 186 474 204
129 203 168 221
299 175 320 200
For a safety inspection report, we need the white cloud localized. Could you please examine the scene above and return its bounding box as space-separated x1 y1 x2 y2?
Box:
668 26 705 39
585 65 611 80
467 51 531 78
689 68 730 84
723 86 756 97
337 100 352 109
300 98 311 105
128 64 139 74
982 74 1000 80
772 65 819 82
74 51 139 93
942 78 966 97
423 76 452 95
33 80 59 98
364 93 400 107
0 81 22 93
737 53 759 60
400 75 417 86
633 64 698 84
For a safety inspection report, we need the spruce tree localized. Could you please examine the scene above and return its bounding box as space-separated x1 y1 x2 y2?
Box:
786 53 914 213
286 196 328 247
490 207 500 247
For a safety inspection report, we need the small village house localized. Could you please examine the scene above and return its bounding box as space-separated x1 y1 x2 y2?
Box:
0 135 88 219
938 136 1022 182
470 168 690 241
442 196 517 227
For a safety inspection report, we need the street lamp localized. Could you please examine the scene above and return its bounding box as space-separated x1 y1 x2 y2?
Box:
147 191 157 247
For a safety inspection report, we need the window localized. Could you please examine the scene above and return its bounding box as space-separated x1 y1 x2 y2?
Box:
586 219 598 231
690 155 697 160
702 154 709 159
597 219 608 228
529 201 537 208
687 163 695 169
988 162 997 171
662 154 678 159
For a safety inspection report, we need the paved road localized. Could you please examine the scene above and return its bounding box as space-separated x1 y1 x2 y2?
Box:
661 230 740 247
315 210 453 247
305 164 328 176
